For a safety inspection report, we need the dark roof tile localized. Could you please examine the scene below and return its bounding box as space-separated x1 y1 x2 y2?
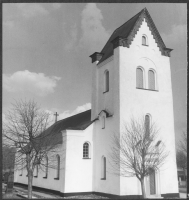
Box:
97 7 171 64
98 9 143 64
46 109 92 134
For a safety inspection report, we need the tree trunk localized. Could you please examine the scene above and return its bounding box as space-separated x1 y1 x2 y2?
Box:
140 178 146 199
28 170 33 199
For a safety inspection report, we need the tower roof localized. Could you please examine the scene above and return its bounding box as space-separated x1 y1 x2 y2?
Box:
97 8 172 64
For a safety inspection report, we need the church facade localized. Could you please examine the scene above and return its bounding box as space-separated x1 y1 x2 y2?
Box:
14 8 179 198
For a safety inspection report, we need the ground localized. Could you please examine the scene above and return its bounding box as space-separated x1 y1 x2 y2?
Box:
2 182 187 199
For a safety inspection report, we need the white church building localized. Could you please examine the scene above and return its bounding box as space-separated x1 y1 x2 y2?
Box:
14 8 179 198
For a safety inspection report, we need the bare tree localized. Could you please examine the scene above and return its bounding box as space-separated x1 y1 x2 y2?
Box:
109 117 169 198
177 131 187 187
176 151 187 179
178 131 187 155
3 145 16 182
3 99 63 199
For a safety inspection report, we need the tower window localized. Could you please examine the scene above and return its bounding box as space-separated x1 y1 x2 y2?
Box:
148 70 155 90
142 35 148 45
145 115 150 137
102 116 105 129
136 68 144 88
104 70 109 93
101 156 106 180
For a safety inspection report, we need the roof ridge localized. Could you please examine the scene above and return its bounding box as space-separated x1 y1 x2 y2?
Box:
55 109 91 124
113 8 144 35
98 8 145 62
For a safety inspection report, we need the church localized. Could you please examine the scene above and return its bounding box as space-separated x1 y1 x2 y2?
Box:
14 8 179 198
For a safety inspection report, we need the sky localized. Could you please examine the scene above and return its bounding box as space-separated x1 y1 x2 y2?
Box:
3 3 187 146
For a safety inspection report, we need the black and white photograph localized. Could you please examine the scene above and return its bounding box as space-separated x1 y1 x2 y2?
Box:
2 2 187 199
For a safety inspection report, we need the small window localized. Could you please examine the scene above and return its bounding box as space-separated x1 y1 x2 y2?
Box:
104 70 109 93
55 154 60 180
83 142 89 158
101 156 106 180
142 35 147 45
102 116 105 129
136 68 144 88
148 70 155 90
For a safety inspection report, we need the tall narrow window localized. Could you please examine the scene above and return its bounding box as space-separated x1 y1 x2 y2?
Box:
55 154 60 180
20 158 23 176
83 142 89 158
148 70 155 90
136 68 144 88
34 165 38 178
142 36 147 45
101 156 106 180
44 156 48 178
102 116 105 129
104 70 109 92
145 115 150 137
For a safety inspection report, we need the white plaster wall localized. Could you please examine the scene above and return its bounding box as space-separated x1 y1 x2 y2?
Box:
63 124 93 193
91 61 98 121
118 19 178 195
92 50 121 195
14 132 66 193
91 18 178 196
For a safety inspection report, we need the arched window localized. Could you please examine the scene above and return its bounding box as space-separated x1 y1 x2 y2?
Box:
102 116 105 129
20 158 23 176
83 142 89 158
145 115 150 137
55 154 60 180
148 70 155 90
149 168 156 195
104 70 109 93
142 35 147 45
136 68 144 88
44 156 48 178
101 156 106 180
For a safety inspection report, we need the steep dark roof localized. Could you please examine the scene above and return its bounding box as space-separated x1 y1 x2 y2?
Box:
97 8 172 64
98 9 143 64
45 109 92 134
18 110 93 153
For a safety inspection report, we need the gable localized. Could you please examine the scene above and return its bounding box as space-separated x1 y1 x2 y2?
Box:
97 8 172 65
126 8 172 57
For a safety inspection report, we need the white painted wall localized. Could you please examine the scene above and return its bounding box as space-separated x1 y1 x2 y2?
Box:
91 18 178 196
118 19 178 195
63 124 93 193
14 125 94 194
92 52 121 195
14 131 66 193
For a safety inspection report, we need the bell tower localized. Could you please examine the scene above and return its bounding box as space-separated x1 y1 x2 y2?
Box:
90 8 178 198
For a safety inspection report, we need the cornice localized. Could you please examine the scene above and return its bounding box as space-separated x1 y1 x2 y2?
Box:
89 52 104 63
98 55 113 68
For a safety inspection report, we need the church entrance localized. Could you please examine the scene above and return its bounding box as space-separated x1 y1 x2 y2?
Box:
149 168 156 195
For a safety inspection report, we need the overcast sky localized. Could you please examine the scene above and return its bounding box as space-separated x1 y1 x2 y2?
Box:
3 3 187 145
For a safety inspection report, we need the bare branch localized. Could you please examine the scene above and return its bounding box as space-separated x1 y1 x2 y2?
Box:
109 116 169 198
3 99 63 199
